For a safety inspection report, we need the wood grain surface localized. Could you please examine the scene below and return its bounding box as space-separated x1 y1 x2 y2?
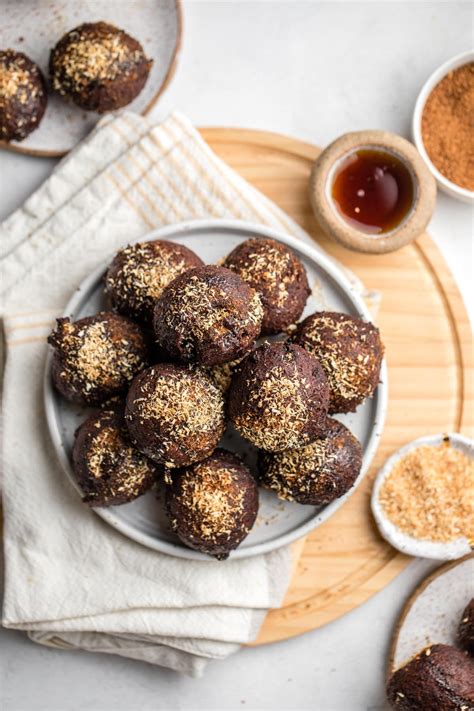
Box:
199 127 474 645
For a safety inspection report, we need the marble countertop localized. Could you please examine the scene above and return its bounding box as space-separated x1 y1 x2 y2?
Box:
1 2 472 709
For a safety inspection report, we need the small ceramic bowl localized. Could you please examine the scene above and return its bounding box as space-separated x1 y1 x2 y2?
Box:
309 130 436 254
371 433 473 561
413 50 474 204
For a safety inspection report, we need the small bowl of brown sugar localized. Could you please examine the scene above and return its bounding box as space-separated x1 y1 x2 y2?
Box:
371 433 474 560
413 50 474 203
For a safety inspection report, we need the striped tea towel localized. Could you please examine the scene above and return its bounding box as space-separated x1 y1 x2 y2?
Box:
0 111 376 676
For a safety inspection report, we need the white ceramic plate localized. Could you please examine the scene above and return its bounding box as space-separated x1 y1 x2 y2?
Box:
412 50 474 204
44 219 388 560
372 433 473 560
0 0 181 156
389 554 474 672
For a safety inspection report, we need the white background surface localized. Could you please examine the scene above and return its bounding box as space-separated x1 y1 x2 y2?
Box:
0 2 472 710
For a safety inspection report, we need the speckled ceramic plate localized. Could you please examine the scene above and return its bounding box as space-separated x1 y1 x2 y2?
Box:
44 219 388 560
389 554 474 674
0 0 181 156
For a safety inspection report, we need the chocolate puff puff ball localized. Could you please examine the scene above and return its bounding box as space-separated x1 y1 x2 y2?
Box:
125 364 225 468
48 312 149 405
228 342 329 452
50 22 152 112
105 240 204 325
0 50 47 142
293 311 383 414
458 599 474 655
73 408 159 506
224 238 310 334
153 265 263 366
386 644 474 710
259 417 362 505
166 449 259 559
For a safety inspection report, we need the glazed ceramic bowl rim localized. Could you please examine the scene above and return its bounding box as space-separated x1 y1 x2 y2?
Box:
325 144 418 239
371 432 474 560
309 130 436 255
412 49 474 203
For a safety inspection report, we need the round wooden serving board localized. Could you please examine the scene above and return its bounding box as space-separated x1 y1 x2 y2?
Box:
199 127 474 646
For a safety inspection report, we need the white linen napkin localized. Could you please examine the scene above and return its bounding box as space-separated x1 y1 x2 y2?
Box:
1 110 331 676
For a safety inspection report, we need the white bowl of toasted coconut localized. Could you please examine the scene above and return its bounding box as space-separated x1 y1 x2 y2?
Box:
371 433 474 560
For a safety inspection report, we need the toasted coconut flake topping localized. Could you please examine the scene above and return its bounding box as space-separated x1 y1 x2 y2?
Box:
161 274 263 351
0 51 43 121
262 440 339 501
52 26 148 94
234 365 310 450
299 314 380 402
130 367 225 466
86 422 154 498
178 463 247 543
0 64 32 102
228 244 296 307
106 243 190 312
53 317 147 395
135 368 224 433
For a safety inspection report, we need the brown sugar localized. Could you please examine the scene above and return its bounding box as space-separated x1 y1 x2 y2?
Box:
378 441 474 543
421 62 474 190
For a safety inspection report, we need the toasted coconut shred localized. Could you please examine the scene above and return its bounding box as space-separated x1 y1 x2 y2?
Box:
378 441 474 543
235 365 309 451
107 244 187 305
163 276 263 348
132 368 225 467
136 371 223 433
262 441 339 502
232 245 294 307
87 424 153 496
179 464 246 542
53 33 143 92
60 320 143 391
0 64 33 102
303 315 376 401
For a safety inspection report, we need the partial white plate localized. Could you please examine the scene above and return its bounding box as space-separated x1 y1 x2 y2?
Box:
372 433 473 560
389 554 474 673
0 0 181 156
44 219 388 560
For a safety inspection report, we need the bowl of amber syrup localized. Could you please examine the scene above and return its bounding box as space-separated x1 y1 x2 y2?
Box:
309 130 436 254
